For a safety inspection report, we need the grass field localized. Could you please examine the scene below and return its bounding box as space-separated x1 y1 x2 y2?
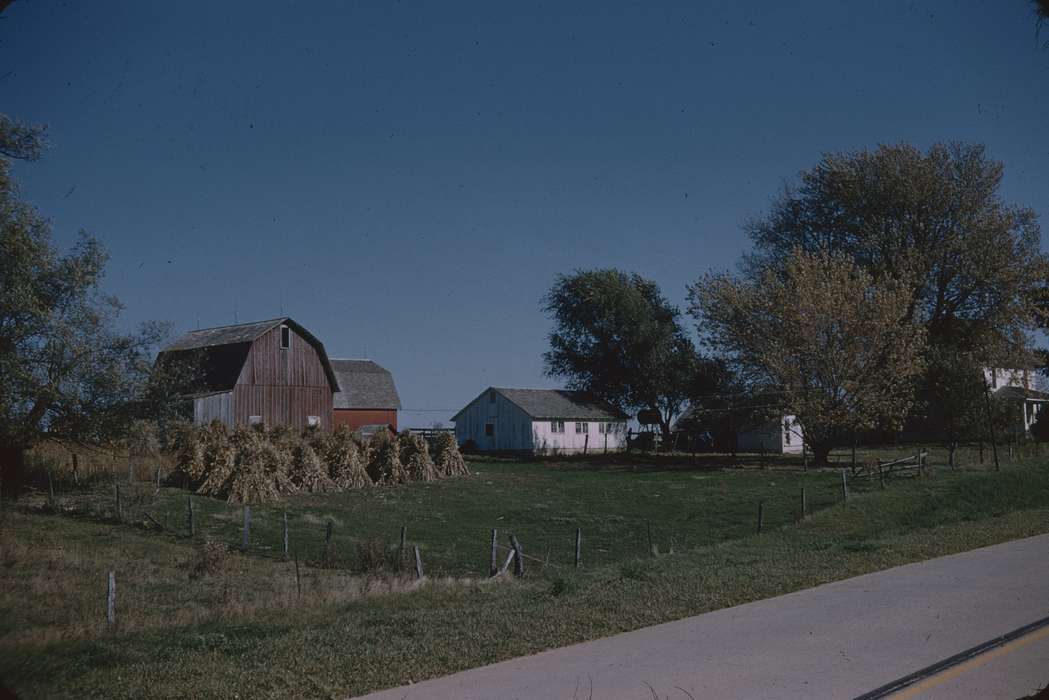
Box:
3 450 1049 698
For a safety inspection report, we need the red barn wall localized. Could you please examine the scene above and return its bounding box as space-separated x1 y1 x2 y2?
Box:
333 409 398 432
233 324 334 431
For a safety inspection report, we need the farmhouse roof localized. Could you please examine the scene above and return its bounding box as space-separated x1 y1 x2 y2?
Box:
453 388 628 422
157 317 339 393
994 385 1049 402
330 359 401 410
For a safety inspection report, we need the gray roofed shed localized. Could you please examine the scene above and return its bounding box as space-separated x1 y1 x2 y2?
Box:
454 388 627 421
331 359 401 410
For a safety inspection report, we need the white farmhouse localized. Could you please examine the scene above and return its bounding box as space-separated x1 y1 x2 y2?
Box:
452 388 629 454
984 367 1049 435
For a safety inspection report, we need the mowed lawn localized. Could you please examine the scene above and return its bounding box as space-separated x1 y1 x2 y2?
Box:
3 454 1049 699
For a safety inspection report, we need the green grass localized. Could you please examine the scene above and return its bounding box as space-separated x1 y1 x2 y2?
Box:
3 455 1049 699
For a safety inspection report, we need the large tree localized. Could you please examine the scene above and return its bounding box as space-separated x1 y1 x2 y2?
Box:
743 142 1047 441
543 269 705 443
0 115 161 494
689 249 927 465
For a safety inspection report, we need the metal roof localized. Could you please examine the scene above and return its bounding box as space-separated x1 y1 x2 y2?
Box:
159 317 339 392
331 359 401 410
453 387 628 421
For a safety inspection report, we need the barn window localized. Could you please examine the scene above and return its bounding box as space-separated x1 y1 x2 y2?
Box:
575 422 588 434
248 415 263 426
307 415 320 428
485 423 494 436
551 420 565 434
280 325 291 349
489 390 496 403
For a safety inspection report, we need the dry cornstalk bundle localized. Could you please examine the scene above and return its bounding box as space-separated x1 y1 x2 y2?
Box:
224 427 290 504
288 440 335 493
399 431 438 482
366 429 407 485
195 422 237 496
433 431 469 477
322 425 372 489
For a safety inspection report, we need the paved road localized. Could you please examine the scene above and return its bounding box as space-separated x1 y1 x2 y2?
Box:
357 533 1049 700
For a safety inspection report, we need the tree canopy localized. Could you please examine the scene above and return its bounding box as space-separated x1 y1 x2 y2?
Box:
0 114 162 493
745 142 1045 365
542 269 708 441
689 249 927 465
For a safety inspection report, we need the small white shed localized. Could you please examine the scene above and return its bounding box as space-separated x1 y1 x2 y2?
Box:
452 388 629 454
737 415 804 454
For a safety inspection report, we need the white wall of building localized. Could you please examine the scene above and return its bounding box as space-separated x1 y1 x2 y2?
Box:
984 367 1030 390
530 419 627 454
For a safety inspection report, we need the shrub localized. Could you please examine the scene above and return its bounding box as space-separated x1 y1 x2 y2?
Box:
366 429 407 485
356 537 390 574
399 432 438 482
433 432 469 477
189 539 231 579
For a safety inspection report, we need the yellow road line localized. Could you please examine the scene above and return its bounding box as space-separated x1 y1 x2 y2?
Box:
889 624 1049 699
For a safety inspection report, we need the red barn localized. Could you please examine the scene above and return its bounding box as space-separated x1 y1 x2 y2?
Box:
157 317 339 431
330 359 401 432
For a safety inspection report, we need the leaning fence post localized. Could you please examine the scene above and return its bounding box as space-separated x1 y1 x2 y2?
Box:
241 505 252 551
282 512 289 560
878 459 885 489
489 528 498 577
840 470 849 502
510 534 524 577
575 527 582 568
46 467 55 505
413 545 424 579
106 571 116 626
757 501 765 534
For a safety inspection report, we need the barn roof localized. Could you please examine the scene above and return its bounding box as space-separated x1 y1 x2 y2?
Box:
453 388 628 422
158 317 339 393
330 359 401 410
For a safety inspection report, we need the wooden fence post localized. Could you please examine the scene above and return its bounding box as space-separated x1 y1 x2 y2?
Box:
323 519 333 564
878 459 885 489
114 483 121 522
510 534 524 577
241 505 251 551
801 487 807 519
128 460 134 485
72 453 80 486
646 521 656 557
155 464 162 490
106 571 116 626
575 527 582 568
583 433 589 456
413 545 424 579
186 496 195 537
489 528 498 577
399 525 407 571
757 501 765 534
294 553 301 598
840 470 849 502
46 468 55 505
282 512 289 560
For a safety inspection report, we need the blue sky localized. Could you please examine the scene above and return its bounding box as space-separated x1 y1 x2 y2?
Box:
3 1 1048 427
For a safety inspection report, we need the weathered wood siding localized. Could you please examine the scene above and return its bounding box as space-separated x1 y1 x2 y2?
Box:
454 390 533 451
232 324 333 431
194 391 234 427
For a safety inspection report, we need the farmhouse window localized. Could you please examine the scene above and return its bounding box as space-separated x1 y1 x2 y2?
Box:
575 422 588 434
551 420 565 434
598 423 608 434
307 415 320 427
485 423 494 436
280 325 291 349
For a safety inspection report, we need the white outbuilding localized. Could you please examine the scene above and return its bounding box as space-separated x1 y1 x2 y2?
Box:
452 387 629 454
